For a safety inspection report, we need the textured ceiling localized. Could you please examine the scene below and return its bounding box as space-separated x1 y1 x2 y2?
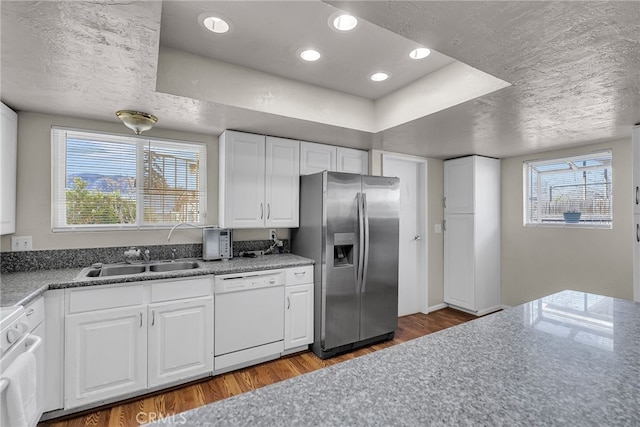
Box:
1 1 639 159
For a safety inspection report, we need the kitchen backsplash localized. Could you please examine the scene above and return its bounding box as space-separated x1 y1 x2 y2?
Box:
0 240 289 273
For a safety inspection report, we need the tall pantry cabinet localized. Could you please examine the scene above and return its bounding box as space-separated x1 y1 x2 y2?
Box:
633 125 640 302
444 156 501 315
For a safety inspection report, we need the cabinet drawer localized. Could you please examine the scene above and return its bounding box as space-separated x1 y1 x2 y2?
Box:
67 284 144 314
151 277 213 303
286 265 313 286
24 297 45 330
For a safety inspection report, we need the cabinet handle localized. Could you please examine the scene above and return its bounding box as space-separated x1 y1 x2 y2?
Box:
443 219 447 231
139 312 143 328
636 186 639 205
443 197 447 209
267 203 271 220
294 271 306 276
260 203 264 219
26 308 35 316
151 310 155 326
287 296 290 310
637 223 639 243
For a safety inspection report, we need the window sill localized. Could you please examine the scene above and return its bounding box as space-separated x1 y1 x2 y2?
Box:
524 222 612 230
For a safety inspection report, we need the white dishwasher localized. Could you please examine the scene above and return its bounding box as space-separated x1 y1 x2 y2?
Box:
214 270 285 373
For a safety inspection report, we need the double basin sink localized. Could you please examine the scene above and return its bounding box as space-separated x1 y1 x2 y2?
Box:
77 260 201 279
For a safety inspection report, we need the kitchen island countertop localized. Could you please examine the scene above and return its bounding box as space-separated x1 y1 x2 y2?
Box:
0 253 313 307
147 290 640 426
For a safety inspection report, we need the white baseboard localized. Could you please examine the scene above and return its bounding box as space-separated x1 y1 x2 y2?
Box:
424 303 448 314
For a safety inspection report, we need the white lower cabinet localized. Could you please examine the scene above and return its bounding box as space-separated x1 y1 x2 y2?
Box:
148 297 213 388
63 277 213 410
284 265 314 351
65 305 147 409
284 283 313 350
58 267 313 413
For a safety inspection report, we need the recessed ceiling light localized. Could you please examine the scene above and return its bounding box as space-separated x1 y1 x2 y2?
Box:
409 47 431 59
332 14 358 31
300 49 321 62
201 15 231 34
370 72 389 82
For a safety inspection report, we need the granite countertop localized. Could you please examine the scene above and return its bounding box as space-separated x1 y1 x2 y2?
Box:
0 253 313 307
148 290 640 426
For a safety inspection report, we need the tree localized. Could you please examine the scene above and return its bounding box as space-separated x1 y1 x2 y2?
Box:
66 177 136 224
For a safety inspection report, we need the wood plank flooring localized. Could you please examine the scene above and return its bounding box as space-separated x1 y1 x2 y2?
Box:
40 308 476 427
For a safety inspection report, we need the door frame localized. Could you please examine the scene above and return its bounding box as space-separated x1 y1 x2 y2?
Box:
382 152 429 314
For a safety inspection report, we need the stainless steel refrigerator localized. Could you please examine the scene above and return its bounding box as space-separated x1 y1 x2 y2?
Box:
292 171 400 359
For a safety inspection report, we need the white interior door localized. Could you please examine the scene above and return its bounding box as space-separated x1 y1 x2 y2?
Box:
383 154 427 316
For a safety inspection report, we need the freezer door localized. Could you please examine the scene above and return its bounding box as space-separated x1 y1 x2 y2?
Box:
323 172 362 350
360 176 400 340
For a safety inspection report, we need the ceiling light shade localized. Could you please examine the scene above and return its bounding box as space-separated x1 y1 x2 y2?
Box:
409 47 431 59
332 14 358 31
300 49 321 62
370 72 389 82
116 110 158 135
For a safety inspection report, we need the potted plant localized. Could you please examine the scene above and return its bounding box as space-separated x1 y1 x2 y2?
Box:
563 209 581 223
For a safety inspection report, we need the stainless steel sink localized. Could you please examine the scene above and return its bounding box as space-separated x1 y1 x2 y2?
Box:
101 265 147 276
76 260 202 280
148 261 199 272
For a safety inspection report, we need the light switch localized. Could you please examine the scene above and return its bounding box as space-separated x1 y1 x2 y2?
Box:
434 224 442 234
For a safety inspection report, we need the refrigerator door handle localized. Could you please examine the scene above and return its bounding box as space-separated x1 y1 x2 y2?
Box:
361 193 370 292
356 192 365 291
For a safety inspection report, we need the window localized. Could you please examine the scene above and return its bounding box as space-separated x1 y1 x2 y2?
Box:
524 150 612 227
52 128 206 231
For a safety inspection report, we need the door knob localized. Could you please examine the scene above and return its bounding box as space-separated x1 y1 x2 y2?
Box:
413 235 421 241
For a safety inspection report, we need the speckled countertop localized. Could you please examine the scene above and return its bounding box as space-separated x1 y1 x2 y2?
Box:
0 254 313 307
147 290 640 426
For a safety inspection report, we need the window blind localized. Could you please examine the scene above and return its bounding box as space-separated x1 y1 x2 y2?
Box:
51 128 206 231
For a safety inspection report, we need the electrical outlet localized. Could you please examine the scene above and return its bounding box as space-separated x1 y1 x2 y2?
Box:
11 236 33 251
269 229 277 241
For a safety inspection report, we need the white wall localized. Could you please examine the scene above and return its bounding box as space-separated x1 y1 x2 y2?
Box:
501 139 633 306
0 112 277 251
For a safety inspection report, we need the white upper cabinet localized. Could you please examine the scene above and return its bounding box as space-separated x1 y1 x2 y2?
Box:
219 131 299 228
300 142 368 175
633 126 640 214
265 136 300 227
1 102 17 235
444 157 475 213
337 147 368 174
300 141 336 175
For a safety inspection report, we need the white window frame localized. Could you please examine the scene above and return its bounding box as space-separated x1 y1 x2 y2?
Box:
51 127 207 232
523 150 613 229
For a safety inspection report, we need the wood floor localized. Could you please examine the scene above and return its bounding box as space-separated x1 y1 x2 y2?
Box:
40 308 476 427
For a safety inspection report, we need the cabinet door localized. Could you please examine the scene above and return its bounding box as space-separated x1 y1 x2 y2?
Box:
284 283 314 350
148 297 213 388
1 102 17 235
65 306 147 409
633 126 640 214
265 136 299 227
444 157 475 214
443 214 475 311
337 147 368 174
300 141 336 175
219 131 266 228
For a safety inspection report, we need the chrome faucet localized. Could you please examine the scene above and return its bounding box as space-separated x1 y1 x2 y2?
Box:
124 247 150 263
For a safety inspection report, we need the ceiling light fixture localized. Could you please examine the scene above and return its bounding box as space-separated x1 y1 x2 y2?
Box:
116 110 158 135
300 49 321 62
332 14 358 31
199 13 232 34
370 72 389 82
409 47 431 59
